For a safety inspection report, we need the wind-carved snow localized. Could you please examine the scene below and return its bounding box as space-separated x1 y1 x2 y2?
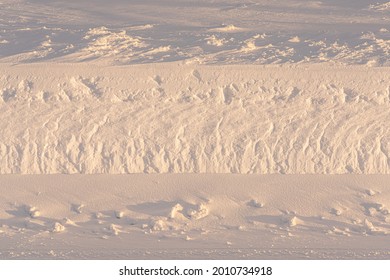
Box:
369 2 390 11
0 0 389 65
78 27 148 61
0 64 389 174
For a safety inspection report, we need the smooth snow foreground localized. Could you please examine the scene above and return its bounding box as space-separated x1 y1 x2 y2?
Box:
0 175 389 259
1 64 390 174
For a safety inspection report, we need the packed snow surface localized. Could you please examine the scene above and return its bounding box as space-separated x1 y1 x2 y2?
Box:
0 175 389 259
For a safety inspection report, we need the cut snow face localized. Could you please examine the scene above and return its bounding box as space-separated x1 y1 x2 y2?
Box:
0 64 389 174
0 0 389 65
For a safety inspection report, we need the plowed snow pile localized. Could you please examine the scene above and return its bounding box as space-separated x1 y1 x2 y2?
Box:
0 0 390 259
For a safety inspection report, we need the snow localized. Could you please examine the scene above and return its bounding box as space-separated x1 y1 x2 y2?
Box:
0 64 389 174
0 0 390 259
0 0 389 65
0 174 389 259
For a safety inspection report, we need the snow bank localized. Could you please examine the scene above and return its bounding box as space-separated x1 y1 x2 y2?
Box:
1 63 389 174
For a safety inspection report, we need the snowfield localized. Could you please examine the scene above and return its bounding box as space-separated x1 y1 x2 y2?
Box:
0 0 390 259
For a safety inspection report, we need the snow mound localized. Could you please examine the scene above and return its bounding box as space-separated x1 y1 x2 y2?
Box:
187 204 209 220
52 222 65 233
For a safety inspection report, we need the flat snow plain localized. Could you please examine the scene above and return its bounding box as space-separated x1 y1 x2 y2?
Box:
0 0 390 259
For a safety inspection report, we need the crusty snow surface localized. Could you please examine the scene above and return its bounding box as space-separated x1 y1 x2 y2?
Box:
0 0 390 259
